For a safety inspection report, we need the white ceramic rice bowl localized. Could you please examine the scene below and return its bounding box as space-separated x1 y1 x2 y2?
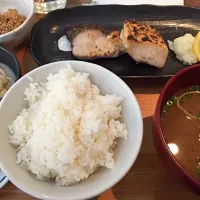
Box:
0 61 143 200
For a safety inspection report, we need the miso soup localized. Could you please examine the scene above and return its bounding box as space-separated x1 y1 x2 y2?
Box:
161 86 200 180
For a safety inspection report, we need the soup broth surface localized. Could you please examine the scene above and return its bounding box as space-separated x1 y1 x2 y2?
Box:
162 86 200 180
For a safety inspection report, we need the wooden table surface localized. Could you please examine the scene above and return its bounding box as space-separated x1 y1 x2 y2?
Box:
0 0 200 199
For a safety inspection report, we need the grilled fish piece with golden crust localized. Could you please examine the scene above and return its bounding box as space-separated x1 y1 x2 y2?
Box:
120 20 168 68
66 25 125 60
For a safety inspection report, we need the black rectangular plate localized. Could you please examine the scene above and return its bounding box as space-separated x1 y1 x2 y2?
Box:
30 5 200 78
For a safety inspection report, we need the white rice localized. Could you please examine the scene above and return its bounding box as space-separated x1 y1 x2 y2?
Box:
9 66 128 186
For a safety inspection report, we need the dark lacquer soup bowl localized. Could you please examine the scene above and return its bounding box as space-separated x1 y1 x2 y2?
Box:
153 63 200 194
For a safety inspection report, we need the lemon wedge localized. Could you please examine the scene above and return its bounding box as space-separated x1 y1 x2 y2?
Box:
193 31 200 61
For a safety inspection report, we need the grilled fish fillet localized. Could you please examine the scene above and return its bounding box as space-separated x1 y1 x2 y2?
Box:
120 20 168 68
66 25 125 60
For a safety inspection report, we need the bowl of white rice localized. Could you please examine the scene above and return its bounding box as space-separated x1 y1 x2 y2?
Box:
0 61 143 200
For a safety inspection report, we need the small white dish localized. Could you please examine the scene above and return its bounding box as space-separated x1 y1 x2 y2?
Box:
0 0 34 48
0 61 143 200
0 169 9 189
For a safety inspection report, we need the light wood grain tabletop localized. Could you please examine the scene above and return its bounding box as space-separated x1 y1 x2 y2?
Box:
0 0 200 199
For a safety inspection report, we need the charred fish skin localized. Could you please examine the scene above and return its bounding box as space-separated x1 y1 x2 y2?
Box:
121 20 169 68
66 24 102 42
66 25 125 60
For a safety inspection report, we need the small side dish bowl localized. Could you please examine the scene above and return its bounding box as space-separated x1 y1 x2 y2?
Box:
0 45 20 187
0 0 34 48
0 169 9 189
0 46 20 79
153 63 200 194
0 45 20 99
0 61 143 200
